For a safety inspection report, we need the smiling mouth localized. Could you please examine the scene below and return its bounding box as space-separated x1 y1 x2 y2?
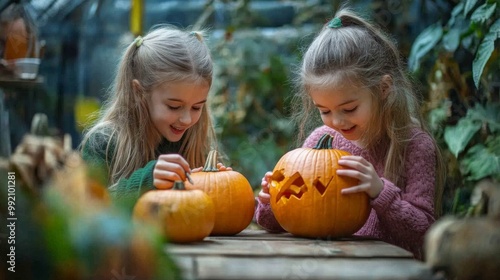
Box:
171 126 186 134
341 126 356 134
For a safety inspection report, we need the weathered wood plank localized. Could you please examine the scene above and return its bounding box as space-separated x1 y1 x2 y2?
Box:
191 256 435 280
168 239 412 258
207 229 379 241
172 256 196 280
265 239 413 258
207 229 299 241
168 239 274 256
167 230 429 280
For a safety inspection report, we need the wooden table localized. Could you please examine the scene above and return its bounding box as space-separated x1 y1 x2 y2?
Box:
167 229 436 280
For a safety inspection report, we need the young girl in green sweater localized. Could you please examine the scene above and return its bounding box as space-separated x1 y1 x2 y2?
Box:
80 25 225 200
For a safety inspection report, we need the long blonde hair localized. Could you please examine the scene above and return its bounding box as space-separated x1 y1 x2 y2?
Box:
81 25 217 185
292 8 445 217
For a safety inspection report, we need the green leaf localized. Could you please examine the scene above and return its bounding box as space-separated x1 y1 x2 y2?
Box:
464 0 479 16
408 23 443 72
491 18 500 38
444 118 481 157
428 100 451 134
472 32 496 88
486 135 500 156
448 2 464 26
467 103 500 132
470 3 497 23
461 144 500 181
462 35 474 49
443 28 461 52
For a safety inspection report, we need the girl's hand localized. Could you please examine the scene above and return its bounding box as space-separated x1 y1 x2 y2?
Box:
191 166 203 173
336 155 383 199
191 163 232 173
153 154 191 189
217 162 232 171
258 171 273 204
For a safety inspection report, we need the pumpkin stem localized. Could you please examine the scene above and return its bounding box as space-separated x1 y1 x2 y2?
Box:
202 150 219 172
173 181 186 190
313 134 334 149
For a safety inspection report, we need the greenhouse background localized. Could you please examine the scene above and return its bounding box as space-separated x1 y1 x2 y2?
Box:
1 0 499 279
1 0 499 216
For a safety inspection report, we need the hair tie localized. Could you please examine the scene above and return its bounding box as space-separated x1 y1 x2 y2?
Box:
190 31 203 42
328 17 342 28
134 36 144 47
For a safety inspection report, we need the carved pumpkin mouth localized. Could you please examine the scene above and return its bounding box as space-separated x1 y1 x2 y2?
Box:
272 170 332 204
273 171 307 202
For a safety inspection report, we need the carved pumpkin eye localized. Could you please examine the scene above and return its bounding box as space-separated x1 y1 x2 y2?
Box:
312 177 330 195
273 172 307 203
269 134 371 239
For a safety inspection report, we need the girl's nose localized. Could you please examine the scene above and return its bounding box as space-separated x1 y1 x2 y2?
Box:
332 114 344 128
179 110 191 124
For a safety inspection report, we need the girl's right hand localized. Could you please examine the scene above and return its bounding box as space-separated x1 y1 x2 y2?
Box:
191 162 232 173
258 171 273 204
153 154 191 189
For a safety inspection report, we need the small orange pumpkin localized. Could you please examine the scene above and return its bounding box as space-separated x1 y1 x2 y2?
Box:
133 181 215 243
186 150 255 235
269 134 370 238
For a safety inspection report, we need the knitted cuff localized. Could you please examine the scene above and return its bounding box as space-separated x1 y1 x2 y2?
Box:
371 178 399 212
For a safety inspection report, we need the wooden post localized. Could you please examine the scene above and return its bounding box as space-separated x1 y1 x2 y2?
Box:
130 0 144 36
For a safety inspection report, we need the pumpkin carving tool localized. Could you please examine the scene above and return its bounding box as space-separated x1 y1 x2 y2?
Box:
186 172 194 184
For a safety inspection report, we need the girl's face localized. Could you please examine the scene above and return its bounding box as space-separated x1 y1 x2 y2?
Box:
309 83 374 142
147 80 210 142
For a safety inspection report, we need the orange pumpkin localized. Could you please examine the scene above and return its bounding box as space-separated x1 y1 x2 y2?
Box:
269 134 370 238
133 181 215 243
186 150 255 235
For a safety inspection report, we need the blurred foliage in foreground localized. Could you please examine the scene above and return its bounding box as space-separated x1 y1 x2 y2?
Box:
0 124 181 280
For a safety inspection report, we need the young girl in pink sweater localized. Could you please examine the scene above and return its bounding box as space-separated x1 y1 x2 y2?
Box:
255 8 445 260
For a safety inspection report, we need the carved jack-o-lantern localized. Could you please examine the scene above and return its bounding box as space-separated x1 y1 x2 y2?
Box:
269 134 370 238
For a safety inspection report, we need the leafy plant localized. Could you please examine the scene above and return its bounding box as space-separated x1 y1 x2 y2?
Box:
409 0 500 216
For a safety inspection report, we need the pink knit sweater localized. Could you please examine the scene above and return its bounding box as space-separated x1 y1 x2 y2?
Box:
255 125 437 260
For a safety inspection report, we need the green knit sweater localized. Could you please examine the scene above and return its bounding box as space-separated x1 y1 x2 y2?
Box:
81 129 182 201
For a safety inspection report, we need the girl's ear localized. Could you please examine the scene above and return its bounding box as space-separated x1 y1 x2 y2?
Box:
380 75 392 100
132 79 146 103
132 79 142 92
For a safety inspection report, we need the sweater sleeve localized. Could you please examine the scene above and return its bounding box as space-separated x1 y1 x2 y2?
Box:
364 131 436 257
80 131 157 202
255 197 285 232
108 160 156 200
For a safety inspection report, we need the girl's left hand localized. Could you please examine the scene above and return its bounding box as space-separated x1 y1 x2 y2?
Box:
191 163 232 173
336 155 383 199
217 162 232 171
